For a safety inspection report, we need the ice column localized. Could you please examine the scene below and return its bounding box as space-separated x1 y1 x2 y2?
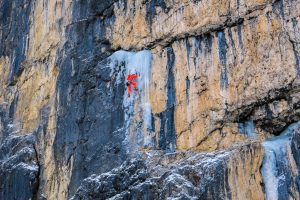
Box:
107 50 153 152
262 123 300 200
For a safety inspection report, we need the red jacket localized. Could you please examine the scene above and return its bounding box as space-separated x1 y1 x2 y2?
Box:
127 74 139 82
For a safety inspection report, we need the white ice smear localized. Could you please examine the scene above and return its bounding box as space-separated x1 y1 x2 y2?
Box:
261 122 300 200
107 50 153 152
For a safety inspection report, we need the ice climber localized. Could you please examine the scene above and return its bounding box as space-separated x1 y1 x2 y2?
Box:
126 72 139 97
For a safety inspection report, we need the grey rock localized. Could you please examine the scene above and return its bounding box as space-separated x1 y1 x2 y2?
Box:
0 134 39 200
71 142 263 200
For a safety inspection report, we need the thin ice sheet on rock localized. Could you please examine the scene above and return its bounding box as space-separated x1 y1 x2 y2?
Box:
239 120 257 139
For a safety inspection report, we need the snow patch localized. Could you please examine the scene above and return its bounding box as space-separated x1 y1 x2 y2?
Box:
16 162 39 172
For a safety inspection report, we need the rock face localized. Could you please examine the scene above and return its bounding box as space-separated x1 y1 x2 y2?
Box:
71 142 264 200
0 0 300 199
0 134 39 200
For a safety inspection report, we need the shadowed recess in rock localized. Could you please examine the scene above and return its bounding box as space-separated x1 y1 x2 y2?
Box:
186 76 190 103
145 0 167 29
186 38 191 69
236 23 245 63
236 0 240 11
217 31 229 89
204 34 213 72
0 0 32 85
228 28 237 66
158 47 176 153
193 36 202 78
272 0 285 20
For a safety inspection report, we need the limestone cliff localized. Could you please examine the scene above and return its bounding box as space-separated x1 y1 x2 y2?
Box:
0 0 300 199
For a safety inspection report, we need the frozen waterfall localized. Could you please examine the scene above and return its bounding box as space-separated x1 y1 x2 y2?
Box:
106 50 153 152
262 122 300 200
